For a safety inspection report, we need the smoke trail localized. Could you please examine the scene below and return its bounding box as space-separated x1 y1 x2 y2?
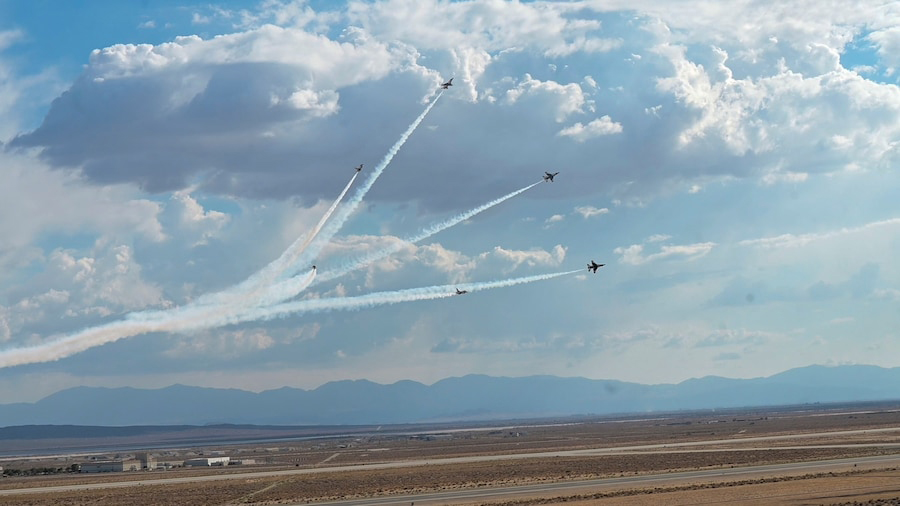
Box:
193 171 358 309
239 269 580 323
216 93 444 308
260 179 543 305
0 302 222 369
316 180 543 284
258 171 358 283
0 269 576 368
189 92 443 310
253 266 317 308
0 94 448 369
280 91 444 279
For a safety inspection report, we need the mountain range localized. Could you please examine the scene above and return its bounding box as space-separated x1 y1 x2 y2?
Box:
2 364 899 427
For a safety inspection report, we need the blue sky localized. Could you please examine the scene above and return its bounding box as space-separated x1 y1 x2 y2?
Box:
1 0 900 403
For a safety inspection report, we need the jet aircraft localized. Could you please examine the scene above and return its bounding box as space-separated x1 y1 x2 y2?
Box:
440 78 454 89
587 260 605 273
355 164 363 172
543 171 559 182
455 288 468 295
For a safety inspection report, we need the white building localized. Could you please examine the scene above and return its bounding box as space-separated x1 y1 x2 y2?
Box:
184 456 230 466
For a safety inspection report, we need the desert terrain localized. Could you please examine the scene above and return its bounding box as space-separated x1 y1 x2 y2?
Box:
3 402 900 505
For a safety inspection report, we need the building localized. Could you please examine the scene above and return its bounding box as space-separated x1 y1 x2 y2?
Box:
184 456 230 466
135 452 155 470
80 460 140 473
154 459 183 470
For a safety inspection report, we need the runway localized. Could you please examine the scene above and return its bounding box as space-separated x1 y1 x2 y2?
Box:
3 427 900 501
303 454 900 506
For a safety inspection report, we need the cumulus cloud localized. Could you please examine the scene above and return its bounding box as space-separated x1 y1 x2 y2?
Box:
0 151 164 281
10 24 420 196
9 0 899 211
1 240 168 344
558 115 623 141
346 0 619 57
615 240 715 265
163 189 230 246
4 0 900 391
164 328 278 359
504 74 588 122
480 244 566 273
544 214 565 227
574 206 609 219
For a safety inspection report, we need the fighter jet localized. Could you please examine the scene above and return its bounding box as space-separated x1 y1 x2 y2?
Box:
440 78 454 89
543 171 559 182
587 260 605 273
355 164 363 172
455 288 468 295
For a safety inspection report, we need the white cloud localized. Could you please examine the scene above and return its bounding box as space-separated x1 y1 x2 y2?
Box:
615 240 715 265
654 37 900 180
872 288 900 301
346 0 619 57
0 151 164 280
544 214 565 226
761 171 809 185
1 239 169 346
504 74 587 122
164 189 230 246
192 12 212 25
0 30 61 141
481 244 566 273
4 0 900 395
739 217 900 250
164 327 281 359
558 115 623 141
574 206 609 219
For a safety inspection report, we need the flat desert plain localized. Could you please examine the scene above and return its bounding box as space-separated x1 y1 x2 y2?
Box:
3 402 900 505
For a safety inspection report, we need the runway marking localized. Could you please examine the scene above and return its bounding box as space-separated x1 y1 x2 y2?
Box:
319 452 341 465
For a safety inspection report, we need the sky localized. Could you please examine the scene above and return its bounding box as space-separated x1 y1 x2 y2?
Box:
1 0 900 404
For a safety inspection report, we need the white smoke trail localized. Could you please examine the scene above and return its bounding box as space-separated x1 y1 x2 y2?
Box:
0 302 222 369
260 180 543 305
317 180 543 284
239 269 580 323
257 171 358 283
0 269 576 368
204 93 443 309
280 91 444 279
0 94 448 369
193 171 358 308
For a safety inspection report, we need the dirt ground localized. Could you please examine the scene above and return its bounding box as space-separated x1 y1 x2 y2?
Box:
3 402 900 505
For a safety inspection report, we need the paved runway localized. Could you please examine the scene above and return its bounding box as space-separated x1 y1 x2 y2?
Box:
3 426 900 501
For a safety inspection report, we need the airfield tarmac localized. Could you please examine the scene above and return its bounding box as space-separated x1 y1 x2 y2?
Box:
3 402 900 505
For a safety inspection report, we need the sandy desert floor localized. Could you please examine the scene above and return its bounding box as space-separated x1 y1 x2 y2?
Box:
3 402 900 505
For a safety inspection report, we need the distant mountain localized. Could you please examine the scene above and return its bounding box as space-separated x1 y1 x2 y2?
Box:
2 364 899 427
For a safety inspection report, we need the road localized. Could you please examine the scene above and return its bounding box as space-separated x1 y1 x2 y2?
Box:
2 426 900 498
